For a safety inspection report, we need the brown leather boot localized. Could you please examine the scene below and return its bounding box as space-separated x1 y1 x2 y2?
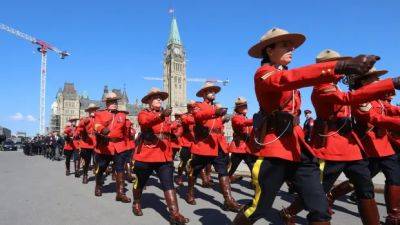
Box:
327 180 354 213
280 196 304 225
95 174 103 197
357 198 380 225
200 168 212 188
230 175 244 183
186 175 196 205
164 189 189 225
82 174 88 184
112 171 116 181
385 185 400 225
132 186 143 216
232 210 254 225
74 160 81 178
116 172 131 203
219 176 242 212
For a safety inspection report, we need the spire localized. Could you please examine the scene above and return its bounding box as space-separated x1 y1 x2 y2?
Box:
168 17 181 46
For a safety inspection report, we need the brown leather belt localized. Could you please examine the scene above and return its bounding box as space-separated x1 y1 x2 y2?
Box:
109 138 124 142
210 129 223 134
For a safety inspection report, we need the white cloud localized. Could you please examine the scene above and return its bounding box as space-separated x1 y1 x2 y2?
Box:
26 115 37 122
10 112 24 121
10 113 37 122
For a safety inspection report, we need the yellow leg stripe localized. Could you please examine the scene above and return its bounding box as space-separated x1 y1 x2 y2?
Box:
318 159 326 182
244 157 264 218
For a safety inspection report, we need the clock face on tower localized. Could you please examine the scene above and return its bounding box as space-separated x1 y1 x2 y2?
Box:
173 48 181 55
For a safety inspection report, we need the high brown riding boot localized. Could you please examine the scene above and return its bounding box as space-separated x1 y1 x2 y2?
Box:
200 168 212 188
230 175 244 183
232 210 254 225
65 162 70 176
385 185 400 225
164 189 189 225
74 160 81 178
95 174 103 197
174 165 184 187
357 198 380 225
280 196 304 225
327 180 354 213
82 174 88 184
132 186 143 216
219 176 242 212
116 172 131 203
186 175 196 205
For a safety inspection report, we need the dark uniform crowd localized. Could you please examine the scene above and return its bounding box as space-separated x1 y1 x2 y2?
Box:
23 132 64 160
33 27 400 225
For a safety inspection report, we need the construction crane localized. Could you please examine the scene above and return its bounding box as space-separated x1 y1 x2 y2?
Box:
143 76 230 86
0 23 70 134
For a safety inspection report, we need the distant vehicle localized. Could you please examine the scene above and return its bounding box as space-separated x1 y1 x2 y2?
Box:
3 139 17 151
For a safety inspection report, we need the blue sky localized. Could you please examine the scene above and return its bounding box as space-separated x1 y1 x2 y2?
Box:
0 0 399 136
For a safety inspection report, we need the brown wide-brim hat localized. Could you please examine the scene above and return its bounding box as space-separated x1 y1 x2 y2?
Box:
304 109 312 114
141 87 169 103
69 118 79 122
196 82 221 97
365 67 388 77
103 92 122 102
234 97 248 108
315 49 351 63
248 27 306 58
85 103 100 112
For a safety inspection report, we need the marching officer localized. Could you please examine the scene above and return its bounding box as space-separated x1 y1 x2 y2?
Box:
227 97 255 183
132 88 189 225
76 103 99 184
124 116 136 183
232 27 379 225
174 100 196 186
63 118 79 176
280 49 400 225
303 109 314 144
93 92 131 203
171 111 184 160
186 82 242 212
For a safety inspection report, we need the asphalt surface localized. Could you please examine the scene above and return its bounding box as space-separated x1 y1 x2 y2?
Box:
0 150 388 225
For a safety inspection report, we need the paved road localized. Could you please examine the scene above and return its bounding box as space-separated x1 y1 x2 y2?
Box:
0 151 388 225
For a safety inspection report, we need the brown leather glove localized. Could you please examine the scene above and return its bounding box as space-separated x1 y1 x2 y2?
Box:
101 128 110 135
215 107 228 117
335 55 380 75
222 115 231 123
160 108 172 119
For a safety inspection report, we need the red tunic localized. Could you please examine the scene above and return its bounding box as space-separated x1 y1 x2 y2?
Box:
134 108 173 163
191 101 229 156
76 116 96 149
311 78 395 161
171 120 183 149
253 62 343 161
353 99 400 158
228 114 253 154
383 101 400 149
180 113 195 148
63 126 76 151
125 119 136 150
94 109 128 155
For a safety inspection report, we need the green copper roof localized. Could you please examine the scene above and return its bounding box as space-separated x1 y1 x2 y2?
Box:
168 17 181 45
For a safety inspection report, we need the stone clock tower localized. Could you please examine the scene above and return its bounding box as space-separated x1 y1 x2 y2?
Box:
163 17 187 113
